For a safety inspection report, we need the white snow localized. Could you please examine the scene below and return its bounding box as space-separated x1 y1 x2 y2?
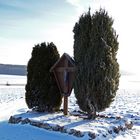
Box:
0 74 140 139
0 122 81 140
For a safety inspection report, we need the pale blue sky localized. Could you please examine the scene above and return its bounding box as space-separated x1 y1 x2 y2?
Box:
0 0 140 74
0 0 79 64
0 0 75 39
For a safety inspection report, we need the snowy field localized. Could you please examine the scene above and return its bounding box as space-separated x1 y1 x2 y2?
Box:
0 74 140 140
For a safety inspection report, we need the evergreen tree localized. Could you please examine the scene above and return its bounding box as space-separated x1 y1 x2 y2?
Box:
25 42 62 112
73 8 119 118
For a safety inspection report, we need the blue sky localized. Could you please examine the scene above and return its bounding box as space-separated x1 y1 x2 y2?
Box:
0 0 80 64
0 0 140 74
0 0 75 39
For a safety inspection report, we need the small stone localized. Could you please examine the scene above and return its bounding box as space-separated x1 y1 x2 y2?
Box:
60 127 67 133
30 121 43 127
8 116 14 123
59 126 65 132
118 125 125 132
21 118 30 124
68 129 75 135
125 121 133 129
8 116 22 124
73 130 84 137
102 134 106 137
52 125 61 131
16 117 22 123
108 130 112 134
88 132 96 139
113 126 120 134
40 123 51 130
116 116 121 120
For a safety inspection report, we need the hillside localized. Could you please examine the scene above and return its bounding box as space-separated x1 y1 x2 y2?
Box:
0 64 26 76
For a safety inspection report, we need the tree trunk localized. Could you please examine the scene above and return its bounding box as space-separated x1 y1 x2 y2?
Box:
87 98 96 119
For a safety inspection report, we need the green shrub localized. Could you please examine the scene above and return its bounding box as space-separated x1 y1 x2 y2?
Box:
25 42 62 112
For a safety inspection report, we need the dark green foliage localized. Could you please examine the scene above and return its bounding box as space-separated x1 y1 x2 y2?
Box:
25 42 62 112
73 8 119 117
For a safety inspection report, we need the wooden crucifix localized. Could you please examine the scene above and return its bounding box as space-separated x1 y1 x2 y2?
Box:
50 53 75 115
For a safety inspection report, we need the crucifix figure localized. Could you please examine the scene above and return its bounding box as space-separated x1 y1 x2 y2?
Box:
50 53 75 115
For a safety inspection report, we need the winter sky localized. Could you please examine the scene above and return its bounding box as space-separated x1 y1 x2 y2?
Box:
0 0 140 74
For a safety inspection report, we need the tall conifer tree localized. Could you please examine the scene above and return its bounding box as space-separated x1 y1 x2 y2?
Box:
73 9 119 118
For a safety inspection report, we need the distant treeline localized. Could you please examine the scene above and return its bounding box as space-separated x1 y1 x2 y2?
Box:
0 64 27 76
0 64 130 76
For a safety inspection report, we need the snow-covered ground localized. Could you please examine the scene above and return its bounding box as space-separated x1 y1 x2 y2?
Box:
0 74 140 140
